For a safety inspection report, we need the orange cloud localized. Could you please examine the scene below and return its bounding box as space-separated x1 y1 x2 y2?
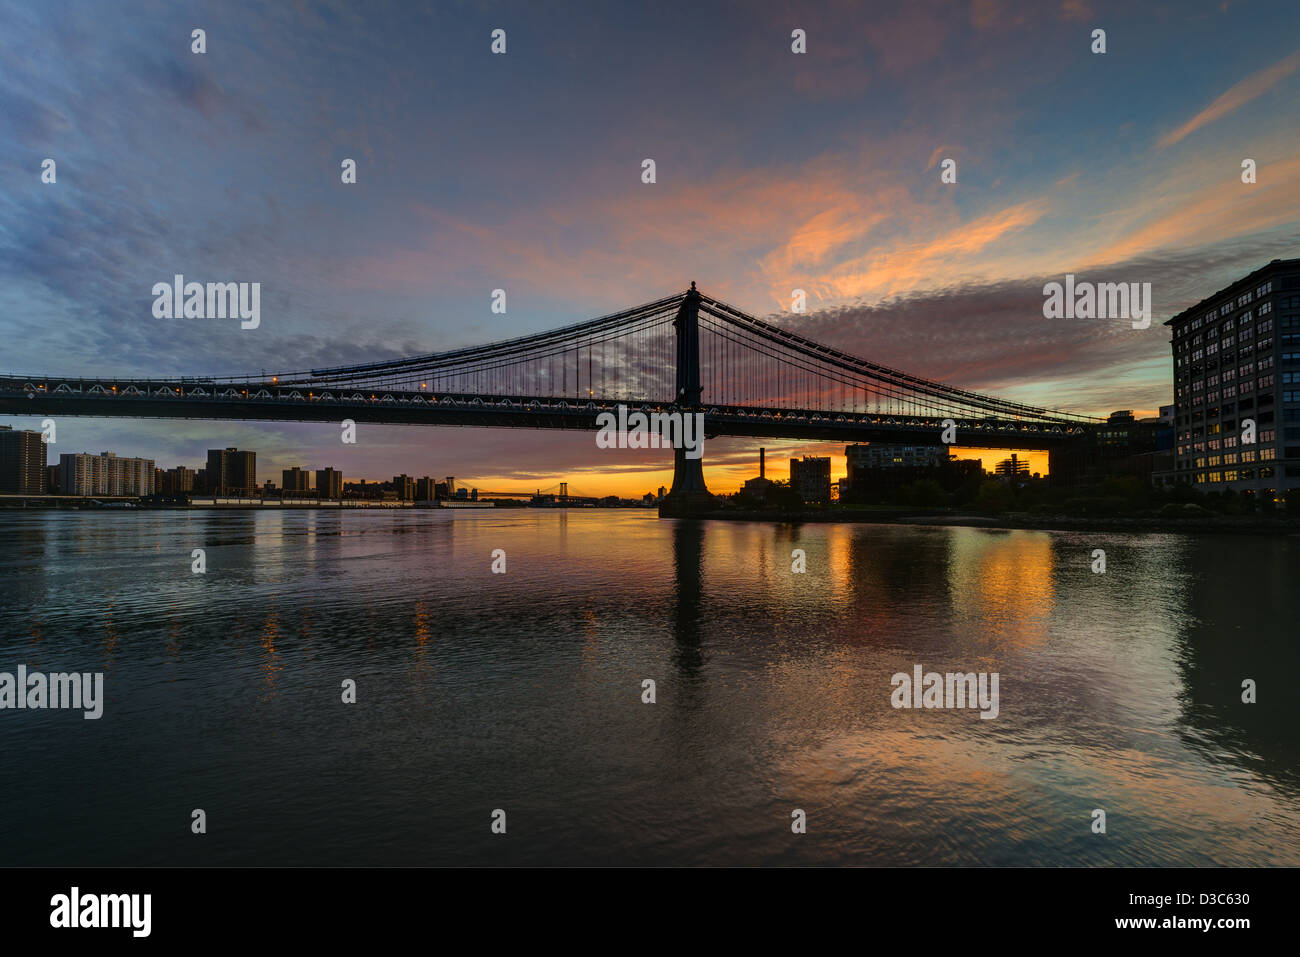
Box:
1156 49 1300 149
792 198 1048 303
1094 152 1300 265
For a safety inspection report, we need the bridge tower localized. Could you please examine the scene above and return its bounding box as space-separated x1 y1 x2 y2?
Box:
660 282 716 516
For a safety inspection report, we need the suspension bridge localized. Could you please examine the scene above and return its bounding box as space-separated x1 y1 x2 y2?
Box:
0 284 1099 513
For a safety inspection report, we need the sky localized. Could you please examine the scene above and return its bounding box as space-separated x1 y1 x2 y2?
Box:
2 0 1299 494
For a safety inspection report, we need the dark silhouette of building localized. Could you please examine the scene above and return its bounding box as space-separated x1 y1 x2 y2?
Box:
789 455 832 503
392 474 415 501
842 443 978 501
207 447 256 496
0 426 46 494
160 466 196 494
316 467 343 500
282 466 311 494
994 453 1031 480
1049 410 1165 488
741 447 775 501
415 476 438 501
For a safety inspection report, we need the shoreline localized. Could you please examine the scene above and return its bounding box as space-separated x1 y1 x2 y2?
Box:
3 501 1297 534
661 507 1300 535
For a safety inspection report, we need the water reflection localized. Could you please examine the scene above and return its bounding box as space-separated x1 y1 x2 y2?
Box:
670 519 704 678
0 510 1296 866
1173 536 1300 793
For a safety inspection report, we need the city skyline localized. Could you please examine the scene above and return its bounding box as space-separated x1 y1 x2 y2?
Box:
5 423 1065 502
3 436 1050 499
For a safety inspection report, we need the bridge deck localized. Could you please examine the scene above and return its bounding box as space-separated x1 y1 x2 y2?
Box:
0 379 1088 448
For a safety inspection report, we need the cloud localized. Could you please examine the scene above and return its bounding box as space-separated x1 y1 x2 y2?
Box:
1059 0 1092 21
1156 49 1300 149
765 238 1297 417
1093 153 1300 265
781 198 1049 304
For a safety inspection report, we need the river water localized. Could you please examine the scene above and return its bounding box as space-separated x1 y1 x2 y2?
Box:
1 509 1297 865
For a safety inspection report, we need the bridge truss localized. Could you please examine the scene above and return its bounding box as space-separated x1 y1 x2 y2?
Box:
0 286 1100 449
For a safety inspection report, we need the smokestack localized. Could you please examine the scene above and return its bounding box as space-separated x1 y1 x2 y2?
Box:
760 447 766 478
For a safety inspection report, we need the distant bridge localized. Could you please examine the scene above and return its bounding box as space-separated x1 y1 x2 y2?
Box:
0 284 1098 509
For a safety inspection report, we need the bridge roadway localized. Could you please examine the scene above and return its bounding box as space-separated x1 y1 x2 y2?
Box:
0 376 1088 449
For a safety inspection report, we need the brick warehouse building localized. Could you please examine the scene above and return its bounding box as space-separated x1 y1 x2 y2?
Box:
1166 257 1300 502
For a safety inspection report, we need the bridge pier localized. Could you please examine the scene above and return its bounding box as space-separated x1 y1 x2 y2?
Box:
659 282 716 517
660 444 715 516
